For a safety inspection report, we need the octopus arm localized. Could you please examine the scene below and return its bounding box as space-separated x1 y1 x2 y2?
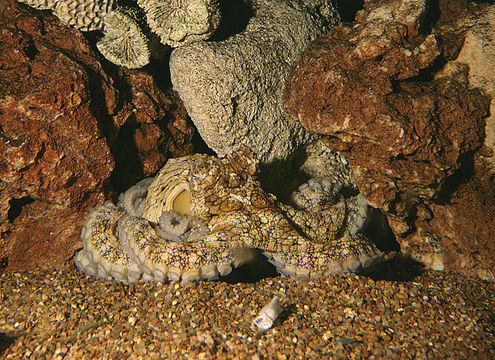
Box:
264 234 383 279
117 215 250 283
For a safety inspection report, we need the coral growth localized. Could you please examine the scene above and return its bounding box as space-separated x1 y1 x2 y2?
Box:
96 7 151 68
137 0 221 47
16 0 222 67
170 0 340 166
17 0 114 31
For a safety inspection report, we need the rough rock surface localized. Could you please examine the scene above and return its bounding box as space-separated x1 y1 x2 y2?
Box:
108 70 196 193
437 3 495 173
0 0 195 271
284 0 494 279
169 0 340 165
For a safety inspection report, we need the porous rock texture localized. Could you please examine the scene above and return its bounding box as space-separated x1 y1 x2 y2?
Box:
0 0 195 271
169 0 340 166
284 0 495 280
437 3 495 173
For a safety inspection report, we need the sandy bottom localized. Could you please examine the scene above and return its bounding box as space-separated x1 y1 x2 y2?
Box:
1 257 494 359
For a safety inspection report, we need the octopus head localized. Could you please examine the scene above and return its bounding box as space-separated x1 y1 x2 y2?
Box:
188 146 259 216
142 146 260 223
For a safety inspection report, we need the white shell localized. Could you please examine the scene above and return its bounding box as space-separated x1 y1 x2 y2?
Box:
252 296 282 330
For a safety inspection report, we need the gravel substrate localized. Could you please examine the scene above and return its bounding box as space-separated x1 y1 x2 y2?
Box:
1 258 494 359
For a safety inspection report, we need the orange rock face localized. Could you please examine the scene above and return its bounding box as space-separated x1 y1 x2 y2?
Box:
0 1 195 270
284 0 494 279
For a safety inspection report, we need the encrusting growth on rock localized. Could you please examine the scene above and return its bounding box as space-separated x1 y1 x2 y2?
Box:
284 0 495 280
169 0 340 169
16 0 222 67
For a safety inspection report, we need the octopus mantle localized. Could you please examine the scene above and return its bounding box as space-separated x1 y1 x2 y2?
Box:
75 147 382 283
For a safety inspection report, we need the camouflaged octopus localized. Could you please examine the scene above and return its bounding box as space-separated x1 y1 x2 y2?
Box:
74 147 383 283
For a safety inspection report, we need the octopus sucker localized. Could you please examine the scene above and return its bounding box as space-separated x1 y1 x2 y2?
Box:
216 262 233 277
74 250 96 276
75 202 144 283
200 263 219 280
75 145 384 283
181 268 201 283
116 213 241 283
118 177 153 217
152 268 167 282
323 261 345 276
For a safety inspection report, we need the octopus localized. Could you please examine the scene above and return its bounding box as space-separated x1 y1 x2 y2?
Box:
74 147 383 283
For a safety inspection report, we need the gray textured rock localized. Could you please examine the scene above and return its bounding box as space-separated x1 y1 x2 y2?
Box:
169 0 340 164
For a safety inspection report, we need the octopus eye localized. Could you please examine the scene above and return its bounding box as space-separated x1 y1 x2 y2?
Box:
171 188 192 216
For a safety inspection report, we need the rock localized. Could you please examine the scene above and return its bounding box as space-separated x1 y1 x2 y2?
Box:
438 4 495 173
285 0 439 137
108 70 196 193
0 2 113 269
284 0 494 279
15 0 221 68
398 166 495 281
0 0 195 271
169 0 340 166
285 0 488 208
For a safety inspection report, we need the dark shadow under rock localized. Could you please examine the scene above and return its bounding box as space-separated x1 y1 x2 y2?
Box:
0 333 16 356
362 254 425 282
223 251 279 284
213 0 255 41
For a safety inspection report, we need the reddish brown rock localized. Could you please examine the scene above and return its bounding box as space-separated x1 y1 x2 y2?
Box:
0 1 114 270
108 71 195 192
319 73 488 210
284 0 494 279
437 4 495 174
0 1 195 271
398 164 495 280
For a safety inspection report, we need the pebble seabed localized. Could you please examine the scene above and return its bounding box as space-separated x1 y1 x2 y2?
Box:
0 258 494 359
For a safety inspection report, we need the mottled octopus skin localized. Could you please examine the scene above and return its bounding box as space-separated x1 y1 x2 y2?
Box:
75 203 143 283
75 147 382 283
